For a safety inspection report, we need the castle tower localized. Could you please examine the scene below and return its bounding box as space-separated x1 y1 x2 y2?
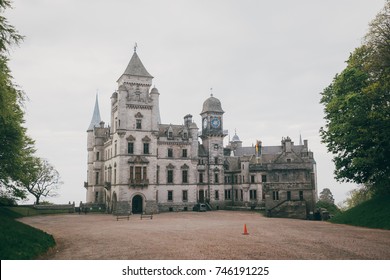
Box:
107 48 159 214
200 94 226 203
86 95 107 204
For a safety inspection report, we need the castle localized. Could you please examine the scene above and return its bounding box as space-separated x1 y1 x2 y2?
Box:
86 50 317 219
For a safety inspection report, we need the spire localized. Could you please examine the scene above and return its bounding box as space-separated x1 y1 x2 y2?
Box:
121 51 153 78
87 94 102 131
299 133 303 145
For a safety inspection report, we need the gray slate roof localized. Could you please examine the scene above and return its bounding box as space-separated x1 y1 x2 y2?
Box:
201 95 224 114
158 124 186 138
87 95 102 131
122 51 153 78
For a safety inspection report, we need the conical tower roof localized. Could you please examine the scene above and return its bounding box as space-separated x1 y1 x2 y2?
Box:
122 51 153 78
87 95 102 131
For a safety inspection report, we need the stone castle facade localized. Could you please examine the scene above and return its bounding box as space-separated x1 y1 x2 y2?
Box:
86 50 318 219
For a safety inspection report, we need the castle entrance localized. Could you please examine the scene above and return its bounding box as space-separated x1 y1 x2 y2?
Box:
132 195 143 214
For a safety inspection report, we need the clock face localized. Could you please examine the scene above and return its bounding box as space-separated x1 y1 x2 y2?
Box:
211 117 221 128
203 118 208 129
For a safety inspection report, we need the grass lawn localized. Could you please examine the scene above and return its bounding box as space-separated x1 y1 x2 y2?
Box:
331 195 390 230
0 207 55 260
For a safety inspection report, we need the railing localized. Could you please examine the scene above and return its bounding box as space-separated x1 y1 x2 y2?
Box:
267 199 305 216
128 178 149 188
104 182 111 190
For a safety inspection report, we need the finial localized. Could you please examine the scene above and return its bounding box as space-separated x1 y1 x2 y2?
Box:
235 128 237 135
210 87 213 97
134 42 138 52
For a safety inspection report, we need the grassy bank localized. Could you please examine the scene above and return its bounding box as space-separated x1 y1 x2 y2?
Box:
0 207 56 260
330 195 390 230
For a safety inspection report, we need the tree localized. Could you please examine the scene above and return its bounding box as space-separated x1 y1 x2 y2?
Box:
343 184 372 209
320 1 390 195
317 188 340 216
20 158 62 205
319 188 335 204
0 0 36 201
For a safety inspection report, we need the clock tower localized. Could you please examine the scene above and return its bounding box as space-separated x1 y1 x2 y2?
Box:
200 94 226 203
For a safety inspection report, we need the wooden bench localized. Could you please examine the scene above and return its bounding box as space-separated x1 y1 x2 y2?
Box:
116 212 132 221
140 213 153 220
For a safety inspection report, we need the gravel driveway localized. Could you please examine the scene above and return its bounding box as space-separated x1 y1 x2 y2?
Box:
19 211 390 260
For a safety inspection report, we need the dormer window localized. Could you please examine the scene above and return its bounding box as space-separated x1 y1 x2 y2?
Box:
167 126 174 139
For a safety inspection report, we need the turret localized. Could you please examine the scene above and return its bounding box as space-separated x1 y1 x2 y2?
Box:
150 87 161 130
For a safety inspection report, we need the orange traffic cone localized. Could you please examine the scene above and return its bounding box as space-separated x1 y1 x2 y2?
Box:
243 224 249 235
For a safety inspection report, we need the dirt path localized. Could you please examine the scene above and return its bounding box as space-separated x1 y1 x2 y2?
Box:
19 211 390 260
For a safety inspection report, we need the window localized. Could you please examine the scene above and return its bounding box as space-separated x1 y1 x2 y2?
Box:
136 119 142 129
182 170 188 183
251 175 255 183
96 152 100 161
135 166 142 182
167 170 173 183
130 166 134 181
287 191 291 201
235 189 238 200
143 143 149 154
224 189 231 200
95 191 98 203
214 157 218 165
128 142 134 154
168 190 173 201
167 148 173 158
214 173 219 183
168 131 173 139
273 191 279 201
215 190 219 200
299 191 304 201
156 166 160 184
199 172 204 183
183 132 188 139
250 190 257 200
262 175 267 182
182 190 188 201
182 149 187 158
114 141 117 156
95 172 99 185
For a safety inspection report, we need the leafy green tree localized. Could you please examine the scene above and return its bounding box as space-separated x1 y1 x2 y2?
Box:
317 188 340 216
0 0 36 200
343 184 372 209
319 188 335 204
320 1 390 195
20 158 62 205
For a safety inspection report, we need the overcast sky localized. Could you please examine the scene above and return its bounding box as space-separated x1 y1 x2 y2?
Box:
6 0 385 205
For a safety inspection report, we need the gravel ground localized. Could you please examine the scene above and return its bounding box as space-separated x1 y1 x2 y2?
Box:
19 211 390 260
